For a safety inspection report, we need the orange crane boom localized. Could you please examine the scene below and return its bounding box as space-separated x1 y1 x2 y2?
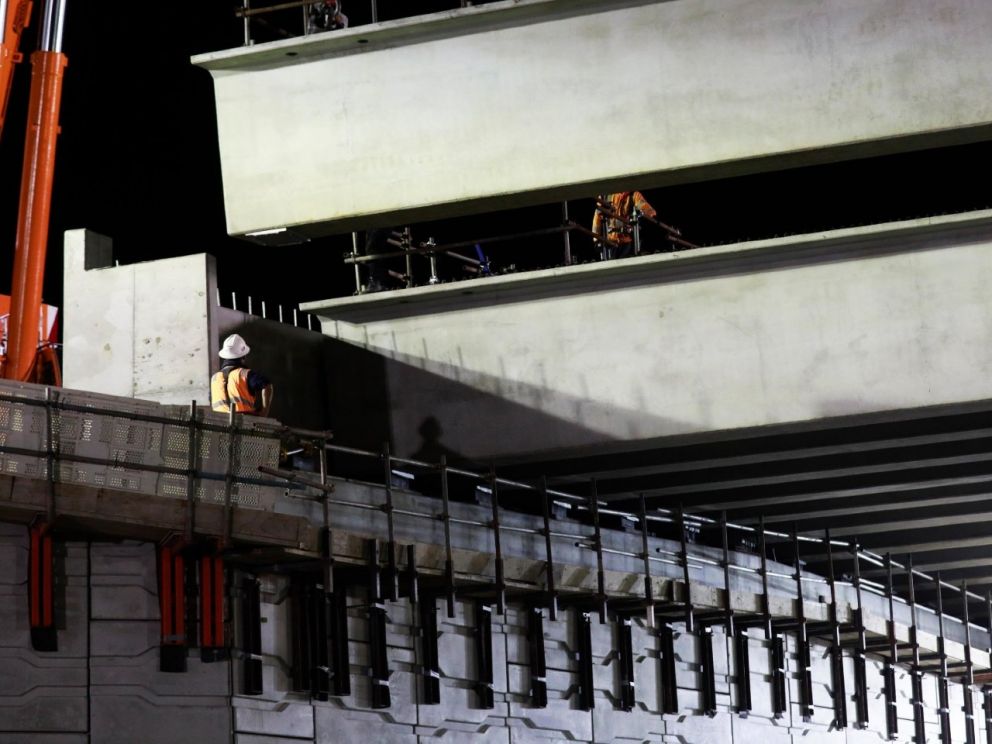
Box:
0 0 32 139
2 0 66 384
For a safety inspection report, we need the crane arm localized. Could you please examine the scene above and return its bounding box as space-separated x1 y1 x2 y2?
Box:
0 0 32 140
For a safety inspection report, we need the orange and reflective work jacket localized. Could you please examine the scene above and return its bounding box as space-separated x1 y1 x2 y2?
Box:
210 368 259 414
592 191 658 245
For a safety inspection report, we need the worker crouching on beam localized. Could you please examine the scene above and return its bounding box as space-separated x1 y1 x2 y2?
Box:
210 334 274 418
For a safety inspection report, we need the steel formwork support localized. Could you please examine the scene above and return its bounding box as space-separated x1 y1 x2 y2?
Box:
475 602 495 709
576 609 595 711
528 607 548 708
770 632 787 719
659 623 679 715
734 629 752 717
419 595 441 705
700 627 717 718
616 616 636 712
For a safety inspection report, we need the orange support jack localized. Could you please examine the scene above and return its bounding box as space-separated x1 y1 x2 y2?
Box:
199 547 227 662
28 518 57 651
3 0 66 384
158 536 188 673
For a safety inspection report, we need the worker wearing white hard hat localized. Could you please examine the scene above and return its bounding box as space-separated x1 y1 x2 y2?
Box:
210 334 274 417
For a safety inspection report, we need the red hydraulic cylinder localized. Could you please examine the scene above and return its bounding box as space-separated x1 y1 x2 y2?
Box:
4 45 66 381
28 518 57 651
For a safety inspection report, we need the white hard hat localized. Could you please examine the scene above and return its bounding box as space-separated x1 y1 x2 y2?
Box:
219 333 250 359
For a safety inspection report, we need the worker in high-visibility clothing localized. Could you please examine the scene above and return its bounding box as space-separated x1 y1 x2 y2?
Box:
210 334 274 417
591 191 658 259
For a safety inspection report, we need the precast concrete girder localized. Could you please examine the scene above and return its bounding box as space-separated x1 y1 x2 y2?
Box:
193 0 992 240
306 210 992 463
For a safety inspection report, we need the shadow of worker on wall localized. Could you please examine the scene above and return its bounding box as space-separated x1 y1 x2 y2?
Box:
409 416 480 502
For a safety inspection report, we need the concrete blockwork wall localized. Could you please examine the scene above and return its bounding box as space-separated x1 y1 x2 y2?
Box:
194 0 992 237
308 212 992 461
0 522 985 743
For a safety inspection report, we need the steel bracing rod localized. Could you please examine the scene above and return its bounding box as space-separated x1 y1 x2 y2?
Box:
936 570 951 744
884 553 898 740
589 479 607 623
678 504 694 633
986 589 992 744
439 455 456 618
793 530 814 722
760 516 785 718
907 555 925 744
758 518 772 640
342 224 576 266
406 544 419 605
318 442 334 594
490 466 506 615
222 406 237 546
366 540 391 709
850 542 869 729
722 512 750 717
541 477 558 621
380 442 398 601
825 529 848 729
720 512 734 637
639 494 654 629
43 387 57 523
183 401 198 542
962 579 976 744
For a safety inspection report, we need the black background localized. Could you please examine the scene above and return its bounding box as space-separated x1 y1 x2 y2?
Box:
1 0 990 317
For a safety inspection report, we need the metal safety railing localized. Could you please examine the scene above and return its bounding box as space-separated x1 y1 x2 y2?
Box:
259 435 992 732
234 0 489 47
343 200 698 295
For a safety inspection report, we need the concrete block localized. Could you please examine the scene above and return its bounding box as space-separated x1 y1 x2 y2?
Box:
314 707 417 744
0 693 87 734
233 699 314 738
91 695 230 743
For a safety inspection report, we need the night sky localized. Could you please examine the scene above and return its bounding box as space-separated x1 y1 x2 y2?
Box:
1 0 990 319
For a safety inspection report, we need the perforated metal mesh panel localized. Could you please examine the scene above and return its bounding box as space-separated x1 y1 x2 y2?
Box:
0 381 283 510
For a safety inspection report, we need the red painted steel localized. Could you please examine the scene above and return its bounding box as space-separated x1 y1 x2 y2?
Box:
3 47 66 382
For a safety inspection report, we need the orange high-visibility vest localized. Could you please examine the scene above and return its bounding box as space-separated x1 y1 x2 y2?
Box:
210 368 258 414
